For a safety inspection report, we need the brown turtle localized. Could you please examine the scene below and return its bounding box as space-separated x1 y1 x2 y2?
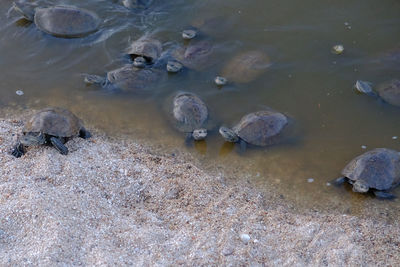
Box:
11 107 91 157
168 92 211 143
219 110 289 151
84 65 162 94
356 79 400 107
335 148 400 199
126 37 162 64
221 51 271 83
12 2 100 38
172 40 215 71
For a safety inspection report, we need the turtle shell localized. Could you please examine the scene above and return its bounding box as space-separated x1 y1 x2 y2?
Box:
233 110 288 146
107 65 162 94
23 107 83 137
342 148 400 191
172 41 214 71
377 79 400 107
34 6 100 38
171 92 209 133
221 51 271 83
126 38 162 62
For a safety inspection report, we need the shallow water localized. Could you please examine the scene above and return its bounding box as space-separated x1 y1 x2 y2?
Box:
1 0 400 220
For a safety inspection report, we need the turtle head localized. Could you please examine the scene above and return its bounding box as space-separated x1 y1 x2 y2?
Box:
13 1 36 21
133 56 146 68
20 132 45 146
84 74 107 87
352 180 369 193
219 126 239 143
192 128 207 141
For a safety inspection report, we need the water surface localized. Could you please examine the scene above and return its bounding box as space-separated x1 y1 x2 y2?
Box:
1 0 400 220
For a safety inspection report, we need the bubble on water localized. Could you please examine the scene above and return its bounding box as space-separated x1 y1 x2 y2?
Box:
307 178 314 183
16 90 24 96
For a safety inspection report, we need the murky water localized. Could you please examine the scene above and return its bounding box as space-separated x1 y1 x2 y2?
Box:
1 0 400 220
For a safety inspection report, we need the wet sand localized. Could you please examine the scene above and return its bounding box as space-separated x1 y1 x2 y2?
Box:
0 113 399 266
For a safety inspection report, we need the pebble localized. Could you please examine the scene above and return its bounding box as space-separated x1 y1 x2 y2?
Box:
307 178 314 183
326 182 331 186
392 136 398 140
240 233 250 244
361 145 367 149
16 90 24 96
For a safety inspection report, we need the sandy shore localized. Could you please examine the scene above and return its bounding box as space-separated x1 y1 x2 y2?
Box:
0 114 399 266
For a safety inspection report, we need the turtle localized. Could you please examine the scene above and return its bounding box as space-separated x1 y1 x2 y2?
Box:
172 40 215 71
11 107 91 157
12 2 101 38
355 79 400 107
221 51 271 83
126 37 162 64
168 92 211 143
84 65 162 94
122 0 152 9
219 110 289 151
334 148 400 199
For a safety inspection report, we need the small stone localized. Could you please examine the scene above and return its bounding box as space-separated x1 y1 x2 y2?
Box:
182 29 196 40
332 44 344 54
307 178 314 183
361 145 367 149
240 233 250 244
326 182 331 186
16 90 24 96
221 245 234 256
215 76 228 86
392 136 398 140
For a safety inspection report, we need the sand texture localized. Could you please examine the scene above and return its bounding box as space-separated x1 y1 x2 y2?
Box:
0 115 399 266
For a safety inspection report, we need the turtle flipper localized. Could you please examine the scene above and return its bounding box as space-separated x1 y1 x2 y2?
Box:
50 137 68 155
238 139 247 154
11 142 25 158
373 190 396 200
13 1 36 21
332 176 348 186
184 133 193 147
79 127 91 139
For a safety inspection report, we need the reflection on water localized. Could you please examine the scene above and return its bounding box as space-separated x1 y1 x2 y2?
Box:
1 0 400 221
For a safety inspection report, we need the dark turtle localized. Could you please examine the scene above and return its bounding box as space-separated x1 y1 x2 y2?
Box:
12 2 100 38
168 92 211 143
11 107 91 157
334 148 400 199
219 110 289 151
221 51 271 83
356 79 400 107
126 37 162 64
172 40 215 71
84 65 162 94
122 0 152 9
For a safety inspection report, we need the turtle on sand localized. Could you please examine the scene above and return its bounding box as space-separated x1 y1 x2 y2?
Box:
334 148 400 199
11 107 91 157
221 51 271 83
219 110 289 151
356 79 400 107
167 92 211 144
12 1 100 38
84 65 162 94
